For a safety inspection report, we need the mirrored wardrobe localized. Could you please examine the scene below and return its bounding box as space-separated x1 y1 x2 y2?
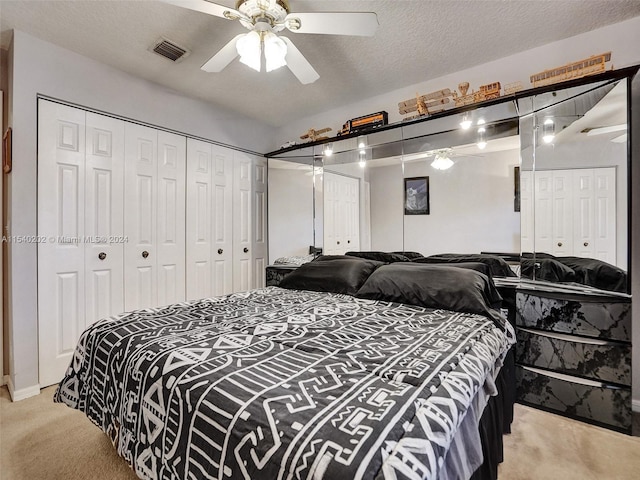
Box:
267 66 638 433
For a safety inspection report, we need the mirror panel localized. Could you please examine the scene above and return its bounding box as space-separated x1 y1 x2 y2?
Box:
319 128 405 255
267 151 316 262
520 79 629 293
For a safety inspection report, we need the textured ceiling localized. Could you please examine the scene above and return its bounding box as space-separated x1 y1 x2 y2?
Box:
1 0 640 127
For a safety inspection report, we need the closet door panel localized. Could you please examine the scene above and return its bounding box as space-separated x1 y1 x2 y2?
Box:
38 100 86 386
551 172 572 256
534 172 553 254
124 123 158 311
520 171 534 253
85 113 125 325
573 171 595 258
593 168 616 265
157 131 186 306
253 157 268 289
233 153 253 292
212 146 234 296
186 139 213 300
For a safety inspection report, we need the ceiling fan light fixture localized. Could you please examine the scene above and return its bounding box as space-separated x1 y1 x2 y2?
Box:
237 31 262 71
264 32 287 72
431 153 454 170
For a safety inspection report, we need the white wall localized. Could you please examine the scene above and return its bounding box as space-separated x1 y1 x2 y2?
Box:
369 150 521 255
5 29 277 399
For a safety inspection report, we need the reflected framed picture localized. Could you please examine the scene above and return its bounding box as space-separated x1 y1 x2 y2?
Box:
404 176 429 215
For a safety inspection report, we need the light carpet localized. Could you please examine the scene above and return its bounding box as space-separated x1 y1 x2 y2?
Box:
1 385 639 479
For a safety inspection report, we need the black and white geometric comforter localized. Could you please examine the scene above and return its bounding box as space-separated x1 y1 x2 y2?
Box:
55 287 515 480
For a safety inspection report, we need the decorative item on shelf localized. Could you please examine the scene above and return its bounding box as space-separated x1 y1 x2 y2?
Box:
2 127 11 174
503 81 524 95
530 52 612 88
452 81 502 107
398 88 452 120
337 111 388 136
300 127 332 143
279 140 297 149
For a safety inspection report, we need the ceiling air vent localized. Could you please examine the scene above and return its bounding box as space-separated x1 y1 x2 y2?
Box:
151 38 190 62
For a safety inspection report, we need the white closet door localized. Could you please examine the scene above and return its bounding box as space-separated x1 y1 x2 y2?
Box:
534 171 553 254
84 112 125 326
233 153 253 292
343 175 360 251
157 131 186 306
124 123 158 311
186 139 213 300
323 172 341 255
38 100 86 387
551 172 573 256
573 170 596 258
591 168 616 264
212 145 234 296
253 157 268 288
520 170 534 253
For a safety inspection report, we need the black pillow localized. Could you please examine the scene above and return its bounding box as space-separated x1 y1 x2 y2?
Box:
279 257 383 295
520 258 578 283
555 256 628 293
345 251 411 263
391 251 424 260
355 263 505 328
312 254 369 262
414 254 517 277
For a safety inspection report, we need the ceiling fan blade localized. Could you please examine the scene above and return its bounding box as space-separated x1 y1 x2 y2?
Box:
280 37 319 84
201 34 244 72
160 0 247 22
285 12 379 36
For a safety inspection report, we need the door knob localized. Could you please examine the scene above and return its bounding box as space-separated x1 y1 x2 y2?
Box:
557 242 563 247
584 242 589 247
98 252 106 261
347 240 351 244
337 241 340 245
218 248 223 255
142 250 149 259
243 247 249 253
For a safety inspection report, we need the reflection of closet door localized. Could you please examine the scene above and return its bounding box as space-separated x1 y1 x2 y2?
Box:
253 158 268 288
324 172 360 255
156 131 186 306
534 172 553 254
124 123 158 311
573 168 616 263
233 153 253 292
38 101 87 386
520 171 534 253
84 113 125 326
551 172 573 256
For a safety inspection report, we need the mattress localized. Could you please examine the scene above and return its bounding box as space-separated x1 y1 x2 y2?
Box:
55 287 515 480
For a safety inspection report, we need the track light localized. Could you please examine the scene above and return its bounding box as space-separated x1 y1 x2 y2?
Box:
542 118 555 144
460 113 472 130
477 127 487 149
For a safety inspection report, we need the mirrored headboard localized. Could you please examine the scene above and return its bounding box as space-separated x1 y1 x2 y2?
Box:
267 66 638 294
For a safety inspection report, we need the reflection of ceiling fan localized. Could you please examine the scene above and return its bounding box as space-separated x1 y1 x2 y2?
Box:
162 0 378 84
407 148 483 170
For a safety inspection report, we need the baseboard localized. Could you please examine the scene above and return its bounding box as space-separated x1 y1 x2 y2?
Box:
633 399 640 413
6 377 41 402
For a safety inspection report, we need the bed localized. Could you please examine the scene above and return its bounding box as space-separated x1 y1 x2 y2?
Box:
55 258 515 480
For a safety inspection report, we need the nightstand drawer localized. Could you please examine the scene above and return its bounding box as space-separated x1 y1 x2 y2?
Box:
516 328 631 385
516 365 631 433
516 292 631 341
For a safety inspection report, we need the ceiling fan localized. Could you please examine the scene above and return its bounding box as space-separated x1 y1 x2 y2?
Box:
161 0 379 84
